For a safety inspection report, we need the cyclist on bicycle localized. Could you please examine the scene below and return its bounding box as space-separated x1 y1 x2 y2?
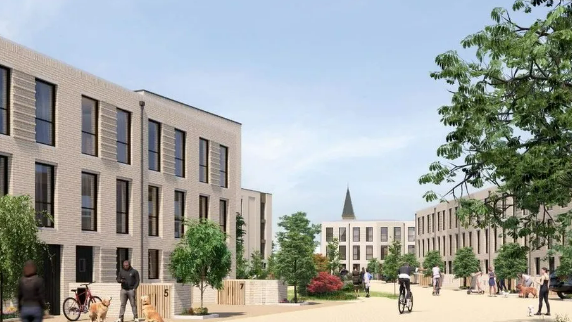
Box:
432 264 441 295
397 262 414 299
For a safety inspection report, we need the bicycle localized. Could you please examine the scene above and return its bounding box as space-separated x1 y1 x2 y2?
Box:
398 281 413 314
62 282 102 321
432 277 441 296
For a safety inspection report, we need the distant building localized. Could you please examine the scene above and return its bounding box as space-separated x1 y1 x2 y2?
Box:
320 187 415 271
240 188 273 263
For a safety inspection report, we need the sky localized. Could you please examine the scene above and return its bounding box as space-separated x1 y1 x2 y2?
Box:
0 0 510 242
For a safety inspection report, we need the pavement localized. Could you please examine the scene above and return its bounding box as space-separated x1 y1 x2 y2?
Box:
41 282 572 322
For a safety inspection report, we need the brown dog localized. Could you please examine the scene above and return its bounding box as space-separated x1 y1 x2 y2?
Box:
516 284 538 298
88 297 112 322
141 295 164 322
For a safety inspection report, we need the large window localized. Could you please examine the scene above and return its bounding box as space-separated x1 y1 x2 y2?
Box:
0 156 7 196
148 186 159 236
408 245 415 254
380 227 388 242
81 172 97 231
381 246 388 260
148 120 161 171
394 227 402 241
220 199 228 233
116 248 129 276
477 230 481 254
35 80 55 146
199 195 208 219
174 129 185 177
148 249 159 279
116 108 131 164
408 227 415 242
353 227 360 242
0 66 9 135
174 191 185 238
339 227 346 242
35 163 54 227
219 145 228 187
353 245 360 260
366 245 373 260
199 138 209 183
81 96 98 156
366 227 373 242
339 246 346 260
116 180 129 234
326 227 333 242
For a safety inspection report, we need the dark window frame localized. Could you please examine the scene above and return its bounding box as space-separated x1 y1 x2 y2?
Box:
339 246 346 260
366 227 373 242
352 227 360 242
148 120 161 172
219 145 228 188
366 245 373 260
35 162 55 228
35 79 56 146
174 129 185 177
394 226 402 241
199 195 209 220
116 108 131 164
220 199 228 233
381 245 388 260
0 66 10 136
353 245 360 260
381 227 388 242
408 227 415 242
199 138 209 183
148 249 160 279
339 227 346 242
81 172 98 232
116 179 129 234
0 155 7 196
326 227 333 242
81 96 99 156
116 248 129 276
174 190 185 238
148 186 159 236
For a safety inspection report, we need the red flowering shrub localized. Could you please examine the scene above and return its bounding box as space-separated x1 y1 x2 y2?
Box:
307 272 344 294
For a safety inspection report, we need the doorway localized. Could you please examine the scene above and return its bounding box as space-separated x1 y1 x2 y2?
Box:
41 245 61 315
76 246 94 282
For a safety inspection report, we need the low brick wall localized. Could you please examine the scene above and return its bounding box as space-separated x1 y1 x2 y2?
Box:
192 279 287 306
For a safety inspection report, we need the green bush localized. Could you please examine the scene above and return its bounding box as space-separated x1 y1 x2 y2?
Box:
342 281 354 292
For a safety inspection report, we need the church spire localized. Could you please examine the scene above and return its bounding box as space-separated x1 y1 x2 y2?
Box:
342 187 356 220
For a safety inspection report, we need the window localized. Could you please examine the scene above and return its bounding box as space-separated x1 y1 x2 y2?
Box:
116 248 129 276
220 145 228 187
494 228 498 251
148 120 161 171
174 129 185 177
408 227 415 242
148 186 159 236
353 245 360 260
366 227 373 242
455 206 458 228
339 227 346 242
380 227 388 242
174 191 185 238
219 199 228 233
0 156 7 196
353 227 360 242
116 180 129 234
381 246 388 260
81 173 97 231
408 245 415 254
81 96 98 156
35 163 54 227
394 227 402 241
449 209 452 229
148 249 159 279
485 229 489 254
116 109 131 164
449 235 453 255
326 227 333 242
535 257 540 275
199 138 209 183
456 234 459 250
417 218 420 235
469 232 473 248
477 231 481 254
35 80 55 146
549 257 555 273
0 66 9 135
199 195 208 219
432 213 435 232
422 240 425 256
366 245 373 260
422 217 425 234
437 211 440 231
339 246 346 260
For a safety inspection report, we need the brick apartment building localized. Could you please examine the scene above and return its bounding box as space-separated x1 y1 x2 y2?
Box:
240 188 273 263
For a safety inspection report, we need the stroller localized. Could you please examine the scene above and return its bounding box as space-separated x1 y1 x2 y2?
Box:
467 274 485 294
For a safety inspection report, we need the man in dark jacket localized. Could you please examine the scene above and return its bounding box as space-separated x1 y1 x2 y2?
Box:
18 260 46 322
116 260 140 322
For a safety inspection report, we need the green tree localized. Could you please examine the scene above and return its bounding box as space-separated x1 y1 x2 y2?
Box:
422 251 444 277
400 253 420 270
235 212 249 279
266 242 277 279
313 253 328 273
418 0 572 245
275 212 321 303
325 238 341 276
494 243 528 280
367 258 382 278
0 195 49 300
453 247 480 286
381 241 402 281
169 219 232 309
248 251 267 279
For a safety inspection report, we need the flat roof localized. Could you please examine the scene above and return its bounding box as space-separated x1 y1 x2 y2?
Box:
135 89 242 125
241 187 272 195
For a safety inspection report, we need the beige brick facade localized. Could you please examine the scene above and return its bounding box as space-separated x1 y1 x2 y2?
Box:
240 188 273 262
0 36 241 314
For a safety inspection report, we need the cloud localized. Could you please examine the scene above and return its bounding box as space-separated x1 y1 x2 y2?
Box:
0 0 68 41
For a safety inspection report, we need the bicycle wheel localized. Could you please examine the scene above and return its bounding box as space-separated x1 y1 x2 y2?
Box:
85 296 102 312
398 293 405 314
407 293 413 312
62 297 81 321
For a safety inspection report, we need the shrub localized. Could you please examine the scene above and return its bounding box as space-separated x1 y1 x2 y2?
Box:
186 307 209 315
342 281 354 292
307 272 343 295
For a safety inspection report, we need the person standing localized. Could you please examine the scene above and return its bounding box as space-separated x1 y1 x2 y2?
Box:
488 267 497 297
535 267 551 316
360 267 366 291
519 273 534 287
351 267 361 296
17 260 46 322
431 264 441 295
363 268 372 298
116 260 140 322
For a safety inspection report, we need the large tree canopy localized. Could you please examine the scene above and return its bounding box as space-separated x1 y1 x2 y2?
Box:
419 0 572 245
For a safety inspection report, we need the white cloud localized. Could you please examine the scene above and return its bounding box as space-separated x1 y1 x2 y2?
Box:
0 0 68 41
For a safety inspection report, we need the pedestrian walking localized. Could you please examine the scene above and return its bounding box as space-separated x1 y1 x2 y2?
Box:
17 260 46 322
535 267 550 316
116 260 140 322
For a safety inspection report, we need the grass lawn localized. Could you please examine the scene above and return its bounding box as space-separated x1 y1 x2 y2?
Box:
286 288 398 301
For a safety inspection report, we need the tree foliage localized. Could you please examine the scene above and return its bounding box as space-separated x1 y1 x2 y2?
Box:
306 272 343 295
266 242 277 279
381 241 402 281
248 251 267 279
367 258 382 277
494 243 528 279
0 195 49 299
422 251 444 277
275 212 321 303
453 247 481 279
313 254 329 273
235 212 249 279
169 219 232 308
419 0 572 245
400 253 420 270
325 238 341 276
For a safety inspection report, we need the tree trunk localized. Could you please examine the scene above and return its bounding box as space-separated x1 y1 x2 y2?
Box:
200 279 204 309
1 272 4 322
293 259 298 303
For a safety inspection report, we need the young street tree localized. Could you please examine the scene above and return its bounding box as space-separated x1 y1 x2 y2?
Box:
418 0 572 245
494 243 528 280
453 247 480 286
248 251 267 279
235 212 249 279
400 253 420 270
313 254 329 273
0 195 48 301
381 241 402 282
169 219 232 309
367 258 382 279
422 251 444 277
275 212 321 303
325 238 341 276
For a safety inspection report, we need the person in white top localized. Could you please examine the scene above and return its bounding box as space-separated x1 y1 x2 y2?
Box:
432 265 441 294
519 273 534 287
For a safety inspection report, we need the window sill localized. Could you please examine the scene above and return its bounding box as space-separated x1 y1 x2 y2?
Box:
38 226 56 230
82 230 98 233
